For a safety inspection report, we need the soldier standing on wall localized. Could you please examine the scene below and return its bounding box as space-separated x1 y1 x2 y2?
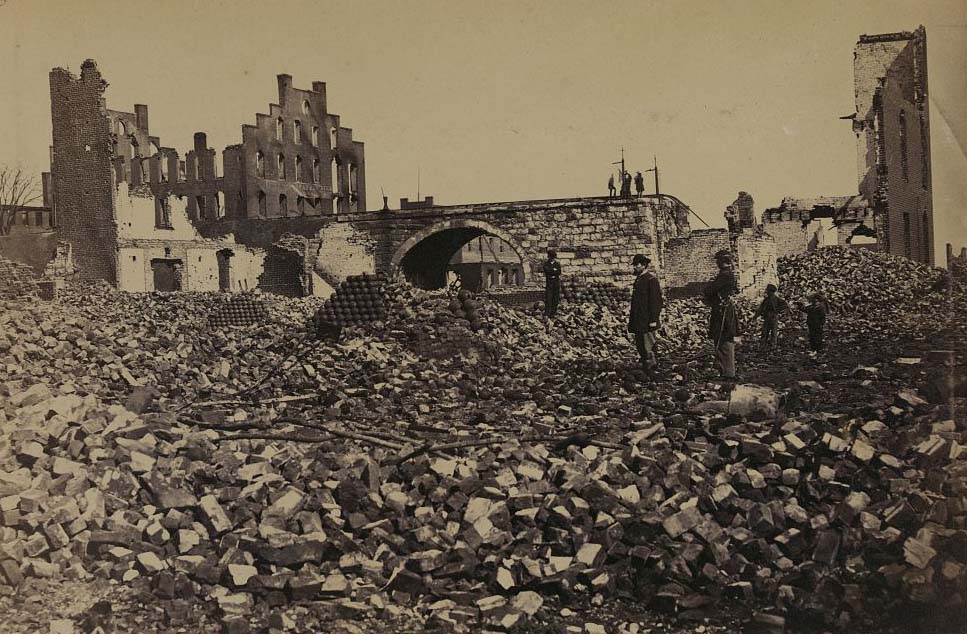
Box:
621 171 633 197
703 249 741 380
634 171 645 197
608 175 616 199
543 250 562 319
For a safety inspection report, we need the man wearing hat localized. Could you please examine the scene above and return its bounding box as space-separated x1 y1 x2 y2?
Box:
542 249 562 319
703 249 740 379
628 254 663 379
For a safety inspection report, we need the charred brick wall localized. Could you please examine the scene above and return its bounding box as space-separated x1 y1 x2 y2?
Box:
661 229 731 299
49 60 118 284
853 27 933 264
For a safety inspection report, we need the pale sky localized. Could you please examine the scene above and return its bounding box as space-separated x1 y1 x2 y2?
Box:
1 0 965 263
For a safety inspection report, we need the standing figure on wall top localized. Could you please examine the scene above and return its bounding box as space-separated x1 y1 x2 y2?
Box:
621 171 632 197
634 171 645 197
608 174 616 199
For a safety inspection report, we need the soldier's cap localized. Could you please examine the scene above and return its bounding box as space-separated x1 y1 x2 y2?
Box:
714 249 733 262
632 254 651 266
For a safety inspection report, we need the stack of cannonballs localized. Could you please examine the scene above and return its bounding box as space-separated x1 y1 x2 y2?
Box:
314 273 387 327
561 280 630 308
208 293 271 327
448 288 483 332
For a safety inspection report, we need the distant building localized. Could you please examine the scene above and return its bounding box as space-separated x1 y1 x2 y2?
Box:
449 236 524 291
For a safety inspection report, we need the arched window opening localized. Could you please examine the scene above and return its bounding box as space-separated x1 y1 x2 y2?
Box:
279 194 288 216
276 117 284 141
278 154 286 180
303 100 311 115
348 163 358 194
329 127 338 150
214 152 222 179
257 191 267 216
178 161 187 182
295 156 304 182
256 151 265 178
116 120 125 135
311 126 319 147
312 159 320 183
331 158 340 196
193 157 200 182
159 153 169 182
294 120 303 144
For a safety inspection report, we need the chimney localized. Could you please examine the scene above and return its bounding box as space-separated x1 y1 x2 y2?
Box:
277 74 292 106
311 81 328 111
193 132 208 152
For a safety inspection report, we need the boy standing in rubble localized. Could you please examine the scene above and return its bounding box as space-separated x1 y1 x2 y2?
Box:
756 283 788 350
799 292 829 357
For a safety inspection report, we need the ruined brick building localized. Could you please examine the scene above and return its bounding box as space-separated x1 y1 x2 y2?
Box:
762 26 933 264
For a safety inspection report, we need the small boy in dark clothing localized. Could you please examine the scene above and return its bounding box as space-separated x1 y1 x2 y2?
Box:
799 293 828 356
756 283 788 349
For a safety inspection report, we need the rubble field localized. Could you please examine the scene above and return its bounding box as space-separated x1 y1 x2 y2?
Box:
0 246 965 634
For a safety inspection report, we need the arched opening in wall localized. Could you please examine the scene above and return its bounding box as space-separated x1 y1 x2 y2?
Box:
312 158 320 183
329 127 338 150
214 192 223 218
397 226 525 291
278 154 286 180
178 161 187 182
294 120 303 145
214 152 222 179
193 157 200 182
116 120 126 135
312 126 319 147
295 156 304 182
279 194 288 216
159 153 169 182
128 143 135 160
258 191 267 217
276 117 284 142
256 151 265 178
348 163 358 196
303 100 311 115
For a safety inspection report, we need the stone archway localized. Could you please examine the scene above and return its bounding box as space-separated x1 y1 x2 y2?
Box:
390 219 530 290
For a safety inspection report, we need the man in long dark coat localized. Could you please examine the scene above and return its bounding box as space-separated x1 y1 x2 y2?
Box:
543 249 562 318
703 249 740 379
628 254 663 378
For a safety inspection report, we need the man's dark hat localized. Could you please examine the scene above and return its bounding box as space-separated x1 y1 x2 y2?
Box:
632 254 651 266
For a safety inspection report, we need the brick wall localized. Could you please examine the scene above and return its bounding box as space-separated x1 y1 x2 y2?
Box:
735 230 779 297
661 229 730 298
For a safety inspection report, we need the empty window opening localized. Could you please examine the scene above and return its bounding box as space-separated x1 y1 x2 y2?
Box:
196 195 208 220
159 153 169 182
279 194 288 215
899 110 909 182
295 156 304 182
214 152 222 179
178 161 186 182
302 100 311 115
331 158 340 196
312 158 320 183
920 115 929 190
256 151 265 178
155 198 172 229
193 157 200 182
311 126 319 147
329 127 338 150
258 191 267 216
214 192 223 217
294 120 303 144
276 117 284 141
348 163 358 194
278 154 286 179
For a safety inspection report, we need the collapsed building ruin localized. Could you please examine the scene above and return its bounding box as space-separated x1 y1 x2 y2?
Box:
761 26 934 264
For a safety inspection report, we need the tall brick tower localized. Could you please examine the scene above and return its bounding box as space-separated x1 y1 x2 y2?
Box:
852 26 933 264
49 60 119 283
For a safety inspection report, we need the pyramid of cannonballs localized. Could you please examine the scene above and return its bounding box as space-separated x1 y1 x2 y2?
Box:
208 293 271 327
313 273 387 328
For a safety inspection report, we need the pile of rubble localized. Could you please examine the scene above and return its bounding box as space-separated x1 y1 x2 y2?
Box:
0 260 964 632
